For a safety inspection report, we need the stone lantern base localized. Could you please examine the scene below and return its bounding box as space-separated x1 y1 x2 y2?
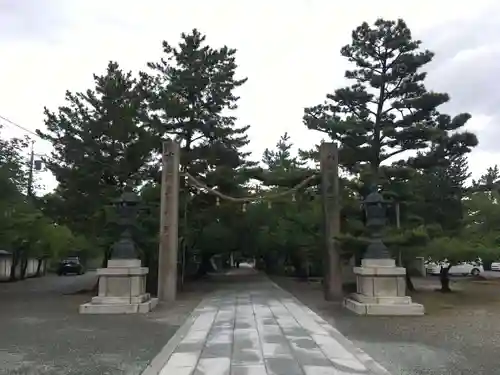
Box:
343 259 424 316
79 259 158 314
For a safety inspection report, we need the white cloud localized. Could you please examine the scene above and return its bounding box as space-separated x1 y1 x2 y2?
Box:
0 0 498 193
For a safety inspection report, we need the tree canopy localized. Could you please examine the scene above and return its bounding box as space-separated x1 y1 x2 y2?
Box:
0 125 88 281
3 20 497 294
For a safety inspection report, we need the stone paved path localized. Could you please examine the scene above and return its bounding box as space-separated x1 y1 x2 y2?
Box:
144 268 390 375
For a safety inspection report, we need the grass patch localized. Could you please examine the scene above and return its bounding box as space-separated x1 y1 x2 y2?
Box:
411 279 500 314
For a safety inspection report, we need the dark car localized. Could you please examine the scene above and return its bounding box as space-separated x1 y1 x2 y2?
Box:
57 257 85 276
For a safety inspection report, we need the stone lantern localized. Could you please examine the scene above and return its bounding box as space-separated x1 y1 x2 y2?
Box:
110 190 140 260
343 185 424 316
362 188 390 259
79 187 158 314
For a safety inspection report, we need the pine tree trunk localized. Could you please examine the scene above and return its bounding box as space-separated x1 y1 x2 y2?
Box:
196 253 214 277
20 256 28 280
403 260 415 292
405 271 415 292
35 259 43 277
9 251 19 282
101 247 112 268
439 266 452 292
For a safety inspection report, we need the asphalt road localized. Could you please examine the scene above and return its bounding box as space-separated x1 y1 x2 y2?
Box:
0 271 97 295
481 270 500 278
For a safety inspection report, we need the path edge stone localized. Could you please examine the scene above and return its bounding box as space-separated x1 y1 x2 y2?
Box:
140 296 211 375
268 276 392 375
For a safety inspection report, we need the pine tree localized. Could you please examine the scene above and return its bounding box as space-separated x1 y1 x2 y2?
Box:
262 133 305 173
38 62 152 240
0 126 30 195
259 134 318 277
143 29 254 189
303 19 476 182
142 29 256 275
416 155 470 232
472 165 500 192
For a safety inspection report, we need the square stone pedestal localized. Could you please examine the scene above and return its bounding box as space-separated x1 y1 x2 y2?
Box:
79 259 158 314
343 258 424 316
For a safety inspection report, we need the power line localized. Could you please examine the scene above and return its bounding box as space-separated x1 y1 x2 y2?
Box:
0 114 41 139
0 114 48 161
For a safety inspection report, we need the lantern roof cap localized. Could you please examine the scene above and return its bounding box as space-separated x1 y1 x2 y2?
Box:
112 188 139 204
364 191 384 203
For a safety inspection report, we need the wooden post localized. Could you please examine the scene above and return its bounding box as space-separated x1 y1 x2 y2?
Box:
158 140 180 302
319 142 343 301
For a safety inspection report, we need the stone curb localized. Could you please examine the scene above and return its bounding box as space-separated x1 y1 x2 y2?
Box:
268 275 392 375
140 296 211 375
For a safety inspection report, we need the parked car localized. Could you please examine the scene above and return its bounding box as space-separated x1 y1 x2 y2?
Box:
425 259 439 274
429 261 483 276
491 261 500 271
57 257 85 276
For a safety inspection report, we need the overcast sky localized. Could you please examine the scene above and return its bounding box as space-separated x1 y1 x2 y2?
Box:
0 0 498 192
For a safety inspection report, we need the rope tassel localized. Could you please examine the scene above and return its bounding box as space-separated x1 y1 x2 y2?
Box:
242 202 247 212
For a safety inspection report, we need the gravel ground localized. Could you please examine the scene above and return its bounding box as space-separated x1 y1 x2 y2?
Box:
272 275 500 375
4 270 499 375
0 272 212 375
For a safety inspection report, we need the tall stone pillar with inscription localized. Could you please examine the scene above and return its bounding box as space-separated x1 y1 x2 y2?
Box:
319 142 343 300
158 140 180 302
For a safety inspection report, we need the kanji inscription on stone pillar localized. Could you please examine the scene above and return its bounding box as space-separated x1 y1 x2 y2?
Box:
320 142 342 301
158 140 180 302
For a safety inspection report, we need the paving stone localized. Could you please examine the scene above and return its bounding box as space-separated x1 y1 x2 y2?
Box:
260 332 288 345
156 270 389 375
281 326 310 338
159 364 195 375
194 357 231 375
235 320 257 329
261 343 293 358
207 329 233 344
175 341 206 353
293 349 332 367
201 342 232 358
330 357 367 372
167 352 200 368
231 365 267 375
303 366 338 375
182 329 210 344
232 348 264 365
311 334 358 360
265 357 303 375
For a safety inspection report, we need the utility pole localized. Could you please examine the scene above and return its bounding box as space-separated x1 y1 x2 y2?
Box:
27 140 35 197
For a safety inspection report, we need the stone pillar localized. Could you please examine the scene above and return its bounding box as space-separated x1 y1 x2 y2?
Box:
343 258 424 315
319 142 343 300
158 139 180 302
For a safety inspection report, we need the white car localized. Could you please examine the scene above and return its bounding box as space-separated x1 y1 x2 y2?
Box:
429 262 483 276
425 259 438 274
491 262 500 271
